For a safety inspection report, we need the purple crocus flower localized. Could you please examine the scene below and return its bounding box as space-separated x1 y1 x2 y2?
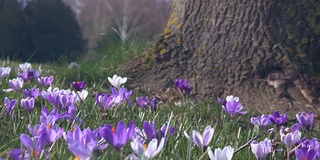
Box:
119 87 133 106
175 78 188 90
47 125 64 146
296 111 314 131
96 87 133 112
295 146 317 160
41 106 59 119
10 148 29 160
300 138 320 159
136 96 148 108
4 97 18 116
59 104 83 124
97 87 127 110
27 122 63 147
221 95 247 117
99 121 135 151
3 77 24 92
18 70 40 82
11 133 48 159
41 87 74 107
175 78 193 95
0 66 11 81
41 92 60 107
72 81 86 91
63 125 100 160
184 125 214 151
269 111 288 126
40 111 59 130
143 119 176 141
151 98 157 112
38 76 54 87
96 93 114 112
28 124 47 137
250 138 272 160
110 87 124 105
251 114 272 127
21 97 35 112
58 93 76 110
23 87 40 99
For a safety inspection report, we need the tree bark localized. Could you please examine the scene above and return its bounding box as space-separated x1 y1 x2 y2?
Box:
124 0 320 116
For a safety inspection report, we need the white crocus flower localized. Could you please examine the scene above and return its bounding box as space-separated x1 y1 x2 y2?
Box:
208 146 234 160
19 62 32 72
130 138 165 159
108 74 127 89
77 90 88 101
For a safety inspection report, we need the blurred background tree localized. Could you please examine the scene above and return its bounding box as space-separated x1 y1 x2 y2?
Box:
0 0 172 62
0 0 86 62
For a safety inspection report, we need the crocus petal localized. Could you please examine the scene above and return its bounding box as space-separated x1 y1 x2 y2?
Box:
184 131 191 140
222 146 234 160
192 130 203 148
131 139 145 156
145 138 165 158
127 121 135 139
99 127 117 148
208 149 215 160
295 148 306 160
145 138 158 158
20 134 34 150
107 77 113 85
239 110 247 115
116 121 128 146
152 138 165 157
10 149 25 160
202 126 214 146
3 88 13 92
306 148 317 160
68 142 92 160
214 148 223 160
144 121 155 140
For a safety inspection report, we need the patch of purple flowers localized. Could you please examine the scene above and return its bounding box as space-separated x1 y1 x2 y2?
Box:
143 119 176 141
175 78 193 95
96 87 133 112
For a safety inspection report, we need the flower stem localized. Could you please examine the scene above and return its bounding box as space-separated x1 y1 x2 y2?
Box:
234 134 259 155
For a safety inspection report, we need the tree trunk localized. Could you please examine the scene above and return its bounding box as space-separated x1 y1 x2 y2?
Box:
124 0 320 116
